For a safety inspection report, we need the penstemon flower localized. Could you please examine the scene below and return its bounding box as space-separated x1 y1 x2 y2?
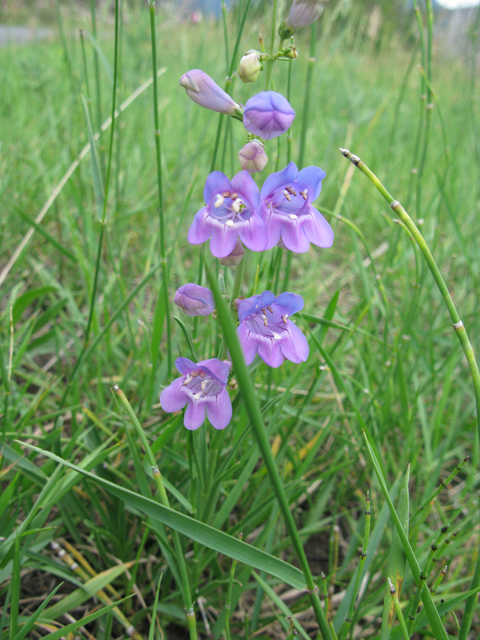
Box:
187 170 267 258
236 291 309 368
279 0 326 37
238 140 268 173
174 284 215 316
243 91 295 140
160 357 232 430
260 161 333 253
179 70 241 116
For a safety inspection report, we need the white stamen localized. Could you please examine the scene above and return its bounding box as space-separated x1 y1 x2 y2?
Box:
283 190 289 196
193 392 202 400
214 194 224 208
201 380 208 391
272 332 281 340
289 214 297 220
183 374 192 385
282 315 288 324
226 220 234 227
232 199 241 213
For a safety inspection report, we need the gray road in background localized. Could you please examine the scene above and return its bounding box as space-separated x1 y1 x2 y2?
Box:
0 25 54 47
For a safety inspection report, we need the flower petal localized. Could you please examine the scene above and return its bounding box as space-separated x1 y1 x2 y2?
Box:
274 292 304 317
175 357 197 375
296 166 326 202
204 171 231 205
302 207 334 248
257 335 285 368
231 171 261 209
260 162 298 199
188 208 213 245
237 213 268 252
160 378 189 412
280 322 309 363
238 291 276 322
280 219 311 253
206 389 232 429
184 400 207 430
209 223 238 258
237 321 259 365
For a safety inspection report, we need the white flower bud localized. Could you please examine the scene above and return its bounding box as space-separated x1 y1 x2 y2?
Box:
238 50 262 84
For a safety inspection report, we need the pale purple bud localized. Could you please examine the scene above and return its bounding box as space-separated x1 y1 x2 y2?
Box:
179 69 241 116
286 0 325 32
219 238 246 266
243 92 295 140
174 283 215 316
238 50 262 83
237 140 268 173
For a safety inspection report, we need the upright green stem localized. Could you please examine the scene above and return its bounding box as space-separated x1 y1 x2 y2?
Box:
114 386 198 640
264 0 278 90
340 148 480 639
149 2 172 375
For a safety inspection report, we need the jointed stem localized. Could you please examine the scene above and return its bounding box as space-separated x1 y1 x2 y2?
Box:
340 147 480 640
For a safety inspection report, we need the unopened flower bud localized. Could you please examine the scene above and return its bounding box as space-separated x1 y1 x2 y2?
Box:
285 0 326 33
219 238 245 266
238 140 268 173
174 283 215 316
179 69 241 116
238 50 262 83
243 91 295 140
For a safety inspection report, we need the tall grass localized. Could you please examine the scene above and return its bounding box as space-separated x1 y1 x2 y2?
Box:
0 3 480 639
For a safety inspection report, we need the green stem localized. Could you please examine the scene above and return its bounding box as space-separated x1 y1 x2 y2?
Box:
149 2 172 376
264 0 278 89
206 264 333 640
225 538 240 640
340 148 480 639
90 0 103 132
114 386 198 640
388 579 410 640
231 255 246 307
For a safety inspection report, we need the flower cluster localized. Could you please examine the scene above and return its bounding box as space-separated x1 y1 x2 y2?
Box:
188 162 332 257
162 52 334 431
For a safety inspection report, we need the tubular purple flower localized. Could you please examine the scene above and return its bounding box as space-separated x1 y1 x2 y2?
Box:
243 92 295 140
160 357 232 430
219 237 245 266
187 170 268 258
174 284 215 316
238 140 268 173
286 0 325 32
260 161 333 253
179 69 241 116
236 291 309 368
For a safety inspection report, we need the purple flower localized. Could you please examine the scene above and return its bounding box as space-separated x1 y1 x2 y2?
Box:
179 70 241 116
286 0 325 32
243 92 295 140
174 284 215 316
187 170 268 258
238 140 268 173
237 291 309 368
160 358 232 430
260 161 333 253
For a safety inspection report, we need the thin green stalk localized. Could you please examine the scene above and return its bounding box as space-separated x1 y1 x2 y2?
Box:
298 23 316 170
231 254 246 309
340 147 480 639
206 264 333 640
79 29 92 106
114 386 198 640
149 1 172 375
264 0 278 90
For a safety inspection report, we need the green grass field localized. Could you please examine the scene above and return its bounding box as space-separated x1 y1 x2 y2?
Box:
1 2 480 639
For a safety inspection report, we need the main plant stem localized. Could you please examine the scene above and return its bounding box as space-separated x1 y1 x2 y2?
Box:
340 148 480 639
